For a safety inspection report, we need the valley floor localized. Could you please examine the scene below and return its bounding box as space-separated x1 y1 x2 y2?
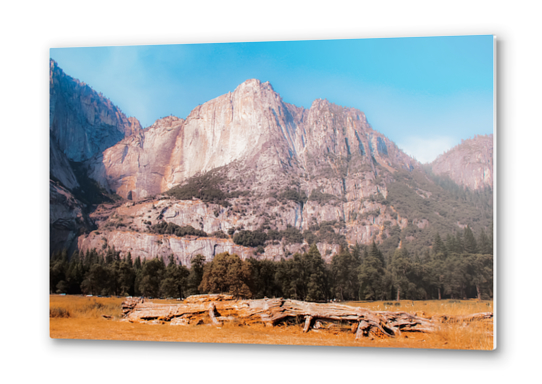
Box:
49 296 494 350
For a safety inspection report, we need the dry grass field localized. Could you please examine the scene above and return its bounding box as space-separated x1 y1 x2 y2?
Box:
50 295 494 350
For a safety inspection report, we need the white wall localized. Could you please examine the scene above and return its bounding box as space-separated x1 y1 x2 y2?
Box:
1 1 540 382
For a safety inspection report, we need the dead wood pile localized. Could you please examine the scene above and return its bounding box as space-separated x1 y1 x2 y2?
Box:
121 295 493 339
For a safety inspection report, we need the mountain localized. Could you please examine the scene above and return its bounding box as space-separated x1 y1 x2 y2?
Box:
87 79 416 200
50 59 142 162
50 64 493 265
429 134 493 191
49 59 142 252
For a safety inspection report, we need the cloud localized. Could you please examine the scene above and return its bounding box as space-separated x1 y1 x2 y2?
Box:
398 136 458 164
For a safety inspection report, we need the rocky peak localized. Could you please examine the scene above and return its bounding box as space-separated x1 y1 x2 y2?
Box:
126 117 143 136
87 78 419 200
430 134 493 190
49 59 142 162
147 115 184 131
236 78 274 91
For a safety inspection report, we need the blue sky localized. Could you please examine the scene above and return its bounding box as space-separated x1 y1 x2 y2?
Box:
51 36 494 163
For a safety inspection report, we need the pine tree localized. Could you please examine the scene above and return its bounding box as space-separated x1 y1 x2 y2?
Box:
186 254 206 296
359 243 385 300
428 258 445 300
369 241 385 266
463 225 478 254
390 247 412 301
478 228 491 255
432 232 447 259
455 232 464 253
445 234 459 254
139 258 165 297
134 256 142 270
118 258 136 296
160 255 189 298
304 244 328 302
330 247 360 301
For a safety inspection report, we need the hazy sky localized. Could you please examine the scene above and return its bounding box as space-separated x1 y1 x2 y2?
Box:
51 36 494 163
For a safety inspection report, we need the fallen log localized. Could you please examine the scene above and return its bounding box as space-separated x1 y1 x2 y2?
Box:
431 312 494 324
120 295 493 340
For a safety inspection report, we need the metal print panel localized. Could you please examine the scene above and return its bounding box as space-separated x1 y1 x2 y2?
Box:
49 35 495 349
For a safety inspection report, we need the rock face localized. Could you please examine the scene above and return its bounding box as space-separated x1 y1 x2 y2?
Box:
50 59 142 254
78 198 339 264
78 79 424 260
50 62 493 263
430 134 493 190
88 116 184 200
50 181 94 253
50 59 142 163
50 138 78 190
88 79 416 200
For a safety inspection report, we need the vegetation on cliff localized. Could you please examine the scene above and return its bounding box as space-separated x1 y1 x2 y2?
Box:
149 221 208 238
165 171 231 207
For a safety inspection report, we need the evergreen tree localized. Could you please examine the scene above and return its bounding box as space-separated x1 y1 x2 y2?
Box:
248 259 281 299
358 243 385 300
133 256 143 296
478 228 491 255
432 232 447 259
50 249 69 293
466 254 493 300
463 225 478 254
427 258 445 300
351 242 363 263
118 259 136 296
330 247 360 301
160 255 189 298
445 234 460 254
275 257 298 299
126 252 133 267
304 244 328 302
186 254 206 296
390 247 412 301
369 241 385 266
455 232 464 254
139 258 166 297
66 251 84 294
81 263 110 295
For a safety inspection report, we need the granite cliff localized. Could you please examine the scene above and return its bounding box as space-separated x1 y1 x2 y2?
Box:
50 59 142 162
50 59 142 252
50 63 493 265
88 79 416 200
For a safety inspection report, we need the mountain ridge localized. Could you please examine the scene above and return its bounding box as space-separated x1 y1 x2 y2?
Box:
49 63 493 265
87 78 418 201
50 59 142 162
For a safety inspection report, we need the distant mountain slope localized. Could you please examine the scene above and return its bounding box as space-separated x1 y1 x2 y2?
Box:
430 134 493 190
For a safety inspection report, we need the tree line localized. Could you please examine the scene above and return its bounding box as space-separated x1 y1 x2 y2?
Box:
50 225 493 301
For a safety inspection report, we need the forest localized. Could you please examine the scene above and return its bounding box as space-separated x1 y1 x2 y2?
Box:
50 224 493 302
